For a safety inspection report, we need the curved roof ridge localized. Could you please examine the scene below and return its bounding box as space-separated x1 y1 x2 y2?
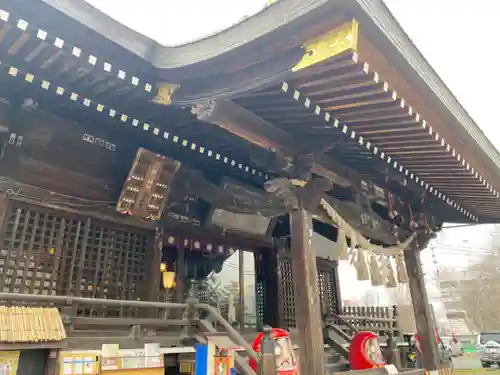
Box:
151 0 327 68
42 0 154 58
157 1 276 48
44 0 330 67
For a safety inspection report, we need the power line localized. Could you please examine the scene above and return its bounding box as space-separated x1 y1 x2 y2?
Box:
432 245 500 252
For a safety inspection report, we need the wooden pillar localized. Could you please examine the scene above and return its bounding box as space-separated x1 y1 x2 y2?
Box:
0 194 12 294
148 227 163 301
44 350 59 375
238 249 246 331
145 227 162 317
175 245 185 302
333 260 343 315
0 193 9 248
404 241 440 371
289 208 325 375
255 246 281 328
268 243 283 328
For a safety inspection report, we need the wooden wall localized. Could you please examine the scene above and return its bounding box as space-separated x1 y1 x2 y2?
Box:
0 102 137 201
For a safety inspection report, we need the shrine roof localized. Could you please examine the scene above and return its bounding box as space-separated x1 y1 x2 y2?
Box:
1 0 500 222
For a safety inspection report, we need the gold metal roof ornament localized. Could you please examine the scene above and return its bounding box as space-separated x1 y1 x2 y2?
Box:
153 83 179 105
292 19 359 72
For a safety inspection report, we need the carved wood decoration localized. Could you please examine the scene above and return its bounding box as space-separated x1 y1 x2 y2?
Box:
321 195 399 245
166 170 286 219
116 148 180 220
320 198 415 254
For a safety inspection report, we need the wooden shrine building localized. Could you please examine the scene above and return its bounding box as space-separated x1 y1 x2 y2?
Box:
0 0 498 374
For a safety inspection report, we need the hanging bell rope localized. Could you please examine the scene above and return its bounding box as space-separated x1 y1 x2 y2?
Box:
320 198 415 256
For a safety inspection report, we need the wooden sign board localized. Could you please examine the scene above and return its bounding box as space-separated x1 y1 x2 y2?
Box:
116 148 180 220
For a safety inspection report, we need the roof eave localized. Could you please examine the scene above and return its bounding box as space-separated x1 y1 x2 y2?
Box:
351 0 500 185
37 0 500 205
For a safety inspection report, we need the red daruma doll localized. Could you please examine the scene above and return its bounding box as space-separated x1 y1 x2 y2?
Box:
249 328 298 375
349 331 386 370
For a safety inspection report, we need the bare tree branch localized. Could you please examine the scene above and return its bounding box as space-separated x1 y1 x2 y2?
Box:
444 254 500 331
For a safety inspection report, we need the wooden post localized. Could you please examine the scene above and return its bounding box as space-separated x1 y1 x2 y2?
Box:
289 208 325 375
146 227 162 317
266 244 282 328
238 249 246 331
175 245 185 302
333 260 343 315
44 350 59 375
404 241 440 371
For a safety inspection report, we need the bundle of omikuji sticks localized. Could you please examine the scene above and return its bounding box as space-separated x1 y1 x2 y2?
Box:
0 306 67 342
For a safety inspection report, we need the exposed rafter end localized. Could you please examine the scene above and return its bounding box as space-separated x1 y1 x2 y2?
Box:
1 62 270 185
280 81 478 222
0 7 155 96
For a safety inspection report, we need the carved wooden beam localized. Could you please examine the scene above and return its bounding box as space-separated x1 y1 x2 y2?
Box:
192 99 294 152
191 99 363 189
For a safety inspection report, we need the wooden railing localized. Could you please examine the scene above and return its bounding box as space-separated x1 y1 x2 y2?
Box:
0 292 257 375
341 305 400 336
323 305 404 366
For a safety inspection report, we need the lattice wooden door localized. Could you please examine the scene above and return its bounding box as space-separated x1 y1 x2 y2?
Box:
277 253 340 328
317 259 341 318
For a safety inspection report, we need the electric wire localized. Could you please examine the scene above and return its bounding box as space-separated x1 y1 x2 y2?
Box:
0 175 116 209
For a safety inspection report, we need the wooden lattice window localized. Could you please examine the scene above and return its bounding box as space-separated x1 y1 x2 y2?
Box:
0 202 150 317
